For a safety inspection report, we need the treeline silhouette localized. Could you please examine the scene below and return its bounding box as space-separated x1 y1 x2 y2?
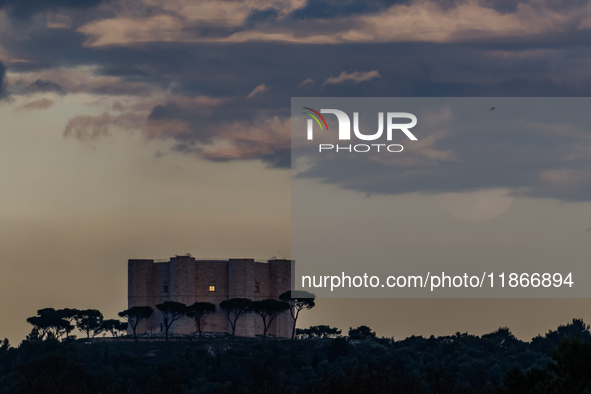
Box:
23 290 316 343
1 316 591 393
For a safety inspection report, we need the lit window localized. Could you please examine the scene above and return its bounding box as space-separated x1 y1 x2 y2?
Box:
209 285 215 292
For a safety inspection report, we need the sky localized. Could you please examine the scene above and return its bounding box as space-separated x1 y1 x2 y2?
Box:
1 0 591 342
290 98 591 298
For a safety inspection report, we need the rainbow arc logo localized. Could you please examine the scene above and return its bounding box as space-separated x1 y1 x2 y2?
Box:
302 107 328 132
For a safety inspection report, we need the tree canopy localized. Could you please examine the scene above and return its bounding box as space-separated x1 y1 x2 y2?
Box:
26 308 73 341
118 306 153 341
101 319 128 337
186 302 216 339
297 325 342 339
348 325 376 340
279 290 316 339
251 299 290 338
219 298 253 336
155 301 187 341
75 309 104 339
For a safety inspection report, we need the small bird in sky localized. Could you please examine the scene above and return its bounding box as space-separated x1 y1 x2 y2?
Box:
488 107 496 111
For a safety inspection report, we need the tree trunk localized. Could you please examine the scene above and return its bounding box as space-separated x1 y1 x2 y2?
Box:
291 316 297 339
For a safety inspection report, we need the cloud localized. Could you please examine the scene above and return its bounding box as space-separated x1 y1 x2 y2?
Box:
291 0 409 20
0 0 105 20
62 94 226 144
0 61 6 99
298 78 315 88
323 70 381 85
198 117 291 168
4 0 591 190
62 109 165 143
70 0 591 47
46 12 72 29
63 112 113 142
25 79 66 95
293 98 591 201
75 0 305 47
15 98 55 111
247 84 270 99
32 37 591 178
8 67 156 97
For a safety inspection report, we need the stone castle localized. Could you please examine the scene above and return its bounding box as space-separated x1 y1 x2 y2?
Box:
128 255 293 337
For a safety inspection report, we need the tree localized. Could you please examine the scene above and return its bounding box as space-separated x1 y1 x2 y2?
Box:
186 302 216 339
58 308 80 340
75 309 104 338
26 308 73 340
348 325 376 340
251 299 290 338
504 336 591 393
25 327 43 341
219 298 253 336
155 301 186 341
118 306 153 341
531 318 591 353
0 338 9 353
101 319 128 337
297 325 342 339
279 290 316 339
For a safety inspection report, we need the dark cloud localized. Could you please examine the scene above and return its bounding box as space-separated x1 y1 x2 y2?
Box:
121 39 591 167
25 79 66 95
170 143 202 155
22 38 584 172
245 8 279 27
4 1 591 184
148 102 183 122
291 0 409 19
293 98 591 201
147 101 228 143
476 0 523 14
0 61 6 99
289 0 531 20
261 148 291 169
0 0 106 20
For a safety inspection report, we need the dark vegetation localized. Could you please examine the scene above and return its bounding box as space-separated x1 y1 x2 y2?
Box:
2 294 591 393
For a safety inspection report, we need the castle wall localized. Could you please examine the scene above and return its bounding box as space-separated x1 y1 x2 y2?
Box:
268 260 294 338
128 259 156 334
127 256 294 338
228 259 255 337
169 256 196 333
194 260 229 334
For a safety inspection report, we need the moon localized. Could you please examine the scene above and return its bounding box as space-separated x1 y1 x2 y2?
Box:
437 188 514 222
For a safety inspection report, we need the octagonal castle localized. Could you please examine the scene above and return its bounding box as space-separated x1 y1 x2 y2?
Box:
128 255 294 338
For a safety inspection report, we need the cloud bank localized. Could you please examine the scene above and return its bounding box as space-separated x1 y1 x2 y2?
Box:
2 0 591 200
323 70 381 85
